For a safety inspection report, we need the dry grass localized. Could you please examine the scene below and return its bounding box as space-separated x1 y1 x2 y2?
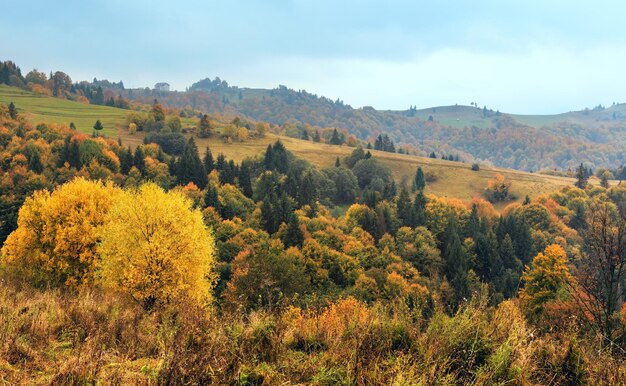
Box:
1 283 624 385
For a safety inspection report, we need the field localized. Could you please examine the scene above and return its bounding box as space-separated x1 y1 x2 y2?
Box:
123 132 577 208
0 85 580 208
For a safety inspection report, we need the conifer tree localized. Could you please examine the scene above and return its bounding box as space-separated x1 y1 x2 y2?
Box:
574 163 588 189
8 102 17 119
203 147 214 172
176 137 207 188
413 166 426 191
120 146 133 174
133 147 146 174
238 161 253 198
396 186 412 227
408 191 427 227
283 213 304 248
93 119 103 131
203 184 219 208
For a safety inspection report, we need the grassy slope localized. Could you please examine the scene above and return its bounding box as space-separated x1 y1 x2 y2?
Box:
0 85 579 208
123 132 576 209
0 84 127 136
409 103 626 130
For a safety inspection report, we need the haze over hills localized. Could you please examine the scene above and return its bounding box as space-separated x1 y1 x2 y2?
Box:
120 77 626 172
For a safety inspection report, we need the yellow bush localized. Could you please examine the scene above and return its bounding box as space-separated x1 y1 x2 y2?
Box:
1 178 120 288
97 183 216 309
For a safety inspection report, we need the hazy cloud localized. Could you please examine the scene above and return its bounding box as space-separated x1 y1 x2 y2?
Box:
1 0 625 113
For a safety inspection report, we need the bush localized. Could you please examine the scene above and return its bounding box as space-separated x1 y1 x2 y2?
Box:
471 163 480 171
145 132 186 155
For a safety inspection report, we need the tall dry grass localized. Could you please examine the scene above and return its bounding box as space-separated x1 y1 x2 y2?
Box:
0 280 624 385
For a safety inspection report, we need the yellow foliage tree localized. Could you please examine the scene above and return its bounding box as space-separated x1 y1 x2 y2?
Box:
1 178 120 287
97 183 216 309
519 244 572 322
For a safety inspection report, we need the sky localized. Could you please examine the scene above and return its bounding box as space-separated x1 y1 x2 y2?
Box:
1 0 625 114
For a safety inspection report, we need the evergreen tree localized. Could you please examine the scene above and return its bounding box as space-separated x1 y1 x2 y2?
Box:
69 122 76 130
93 119 104 131
298 171 318 207
176 138 207 188
8 102 17 120
429 151 437 158
198 114 213 138
120 146 134 174
216 153 226 172
413 166 426 191
261 196 277 234
330 128 343 145
465 204 481 238
312 130 321 142
574 163 588 189
203 147 215 172
27 150 44 173
396 186 412 227
442 217 470 305
238 161 254 198
408 191 427 227
335 157 341 167
601 173 609 188
300 128 309 140
523 195 531 205
283 213 304 248
94 86 104 105
133 146 146 174
203 184 219 208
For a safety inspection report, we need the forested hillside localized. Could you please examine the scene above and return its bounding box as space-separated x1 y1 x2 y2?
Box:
1 97 626 383
121 77 626 172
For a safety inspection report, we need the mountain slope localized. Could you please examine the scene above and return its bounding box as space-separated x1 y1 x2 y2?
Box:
121 81 626 172
0 84 581 208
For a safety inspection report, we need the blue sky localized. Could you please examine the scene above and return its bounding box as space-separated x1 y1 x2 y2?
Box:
1 0 625 113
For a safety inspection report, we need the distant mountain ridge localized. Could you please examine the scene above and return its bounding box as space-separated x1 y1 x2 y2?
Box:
122 77 626 172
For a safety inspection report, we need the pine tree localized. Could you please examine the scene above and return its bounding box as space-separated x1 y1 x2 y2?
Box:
203 184 219 208
28 150 44 173
442 217 470 305
601 173 609 188
413 166 426 191
396 186 412 227
176 138 207 188
238 161 254 198
261 196 277 234
120 146 134 174
408 191 427 227
335 157 341 167
198 114 213 138
574 163 588 189
283 213 304 248
312 130 321 142
133 147 146 174
298 171 318 207
203 147 215 172
93 119 104 131
8 102 17 119
330 128 343 145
